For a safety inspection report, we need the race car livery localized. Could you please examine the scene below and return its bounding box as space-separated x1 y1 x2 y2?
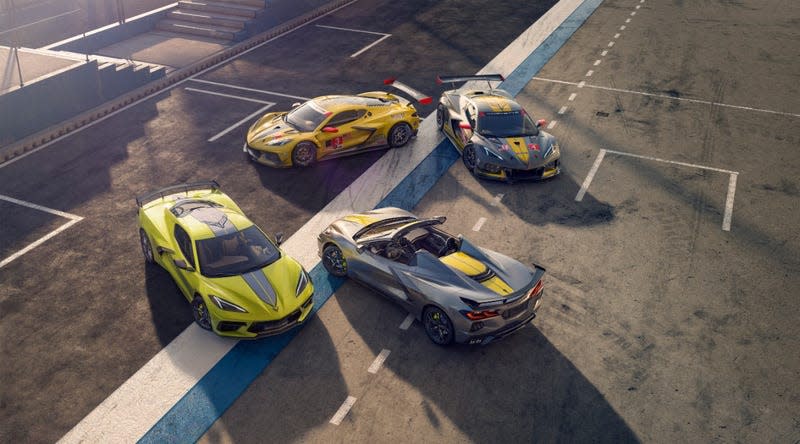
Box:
136 181 314 338
244 79 430 167
436 74 561 182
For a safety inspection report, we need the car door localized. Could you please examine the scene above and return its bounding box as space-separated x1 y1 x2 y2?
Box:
348 241 413 306
164 223 201 300
316 109 372 156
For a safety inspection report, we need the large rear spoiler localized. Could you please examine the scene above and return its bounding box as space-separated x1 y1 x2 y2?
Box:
436 74 505 87
135 180 220 208
383 78 432 105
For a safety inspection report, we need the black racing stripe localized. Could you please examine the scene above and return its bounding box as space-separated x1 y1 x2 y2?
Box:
242 271 277 307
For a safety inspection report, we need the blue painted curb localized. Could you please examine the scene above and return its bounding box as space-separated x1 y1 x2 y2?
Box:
140 0 604 441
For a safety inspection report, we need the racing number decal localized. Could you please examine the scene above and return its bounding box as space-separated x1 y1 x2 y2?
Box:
331 136 344 149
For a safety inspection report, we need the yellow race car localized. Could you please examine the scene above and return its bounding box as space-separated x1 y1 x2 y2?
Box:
136 181 314 338
244 79 430 167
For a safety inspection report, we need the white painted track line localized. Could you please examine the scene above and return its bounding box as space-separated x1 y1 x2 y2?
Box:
575 149 606 202
472 217 487 232
208 103 274 142
490 193 504 206
184 87 273 104
188 78 311 101
350 33 391 58
0 9 80 35
568 93 577 101
399 313 414 330
547 120 557 129
330 396 357 425
314 24 391 58
315 24 387 36
0 195 84 269
0 218 82 269
558 106 568 114
367 349 391 374
723 173 738 232
604 148 737 174
531 77 800 118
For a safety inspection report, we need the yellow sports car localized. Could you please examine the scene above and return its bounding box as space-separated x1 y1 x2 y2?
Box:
136 181 314 338
244 79 430 167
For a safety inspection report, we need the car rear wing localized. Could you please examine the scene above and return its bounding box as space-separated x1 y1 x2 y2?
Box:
436 74 505 88
383 78 432 105
135 180 220 208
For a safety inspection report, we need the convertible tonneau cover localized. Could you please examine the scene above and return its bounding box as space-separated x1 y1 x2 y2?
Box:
436 74 505 85
383 78 432 105
135 180 220 208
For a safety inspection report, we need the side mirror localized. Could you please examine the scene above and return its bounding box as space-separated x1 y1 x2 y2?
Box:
173 258 194 271
458 122 472 130
291 102 301 108
157 246 175 255
274 232 285 246
322 126 339 133
537 119 547 128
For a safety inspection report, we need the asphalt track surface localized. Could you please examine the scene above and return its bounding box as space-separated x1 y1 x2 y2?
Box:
2 0 800 442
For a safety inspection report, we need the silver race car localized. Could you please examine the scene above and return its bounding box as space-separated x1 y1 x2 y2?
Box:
317 207 545 345
436 74 561 182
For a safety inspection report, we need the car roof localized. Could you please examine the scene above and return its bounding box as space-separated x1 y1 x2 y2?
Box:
170 199 253 239
464 90 522 113
313 95 393 113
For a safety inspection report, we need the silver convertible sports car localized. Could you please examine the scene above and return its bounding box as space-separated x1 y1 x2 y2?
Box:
317 207 545 345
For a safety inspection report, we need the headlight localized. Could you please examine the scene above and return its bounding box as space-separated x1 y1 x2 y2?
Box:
266 138 292 146
210 295 248 313
295 269 310 297
482 146 504 161
545 143 559 158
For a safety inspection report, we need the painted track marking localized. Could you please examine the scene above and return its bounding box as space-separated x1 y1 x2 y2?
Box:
184 87 272 104
575 149 606 202
188 78 311 101
0 8 80 35
0 195 83 269
472 217 487 232
330 396 357 425
490 193 505 206
367 349 391 374
209 103 274 142
558 105 568 114
575 149 739 231
315 24 391 58
568 93 577 101
399 313 414 330
530 77 800 118
547 120 558 129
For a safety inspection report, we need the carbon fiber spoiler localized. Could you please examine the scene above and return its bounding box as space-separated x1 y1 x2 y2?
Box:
135 180 220 208
383 78 432 105
436 74 505 86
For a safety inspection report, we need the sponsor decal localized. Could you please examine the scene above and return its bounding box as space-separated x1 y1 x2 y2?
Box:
528 143 540 151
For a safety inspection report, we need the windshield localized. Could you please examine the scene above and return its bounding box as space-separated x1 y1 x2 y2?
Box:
285 101 328 132
196 225 280 277
478 111 539 137
353 217 416 240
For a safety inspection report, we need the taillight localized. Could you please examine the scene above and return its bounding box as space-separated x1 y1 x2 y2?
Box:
464 309 500 320
530 279 544 297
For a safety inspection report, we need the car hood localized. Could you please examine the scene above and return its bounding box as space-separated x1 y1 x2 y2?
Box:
203 254 305 316
476 132 558 168
246 112 303 145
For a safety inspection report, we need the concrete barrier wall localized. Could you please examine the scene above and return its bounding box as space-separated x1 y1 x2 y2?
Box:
244 0 332 37
52 7 170 53
0 61 101 145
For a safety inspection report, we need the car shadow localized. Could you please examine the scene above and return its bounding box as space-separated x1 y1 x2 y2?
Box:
143 262 195 346
334 281 640 442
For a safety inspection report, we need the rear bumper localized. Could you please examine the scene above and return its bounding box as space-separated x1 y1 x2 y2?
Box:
454 291 543 345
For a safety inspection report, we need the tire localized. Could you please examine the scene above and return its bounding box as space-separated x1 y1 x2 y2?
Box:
291 142 317 167
139 229 154 264
322 244 348 277
191 295 213 331
436 104 447 130
423 306 455 346
388 122 412 148
462 144 478 173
